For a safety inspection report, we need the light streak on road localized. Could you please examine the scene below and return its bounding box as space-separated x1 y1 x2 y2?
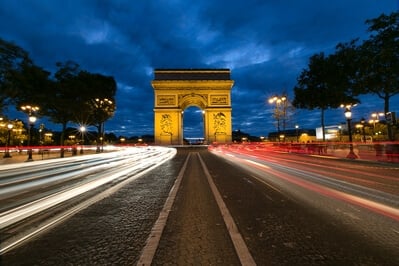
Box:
210 145 399 222
0 146 176 230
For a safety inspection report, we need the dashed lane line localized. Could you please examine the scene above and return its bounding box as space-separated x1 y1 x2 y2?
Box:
198 153 256 266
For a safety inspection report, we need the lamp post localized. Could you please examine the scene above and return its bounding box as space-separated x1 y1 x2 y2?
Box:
360 118 366 142
369 112 384 138
344 108 358 159
93 98 114 153
268 95 287 142
80 126 86 154
27 115 37 161
4 123 14 158
20 105 39 161
338 125 342 141
295 124 299 142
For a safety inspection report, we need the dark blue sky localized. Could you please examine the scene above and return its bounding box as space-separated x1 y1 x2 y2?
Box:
1 1 398 138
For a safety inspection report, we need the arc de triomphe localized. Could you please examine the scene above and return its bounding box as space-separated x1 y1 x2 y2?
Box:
152 69 234 145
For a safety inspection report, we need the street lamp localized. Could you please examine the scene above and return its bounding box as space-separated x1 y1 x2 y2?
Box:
93 98 114 152
4 123 14 158
295 124 299 142
371 112 385 121
360 118 366 142
369 112 384 137
268 95 287 141
80 126 86 154
20 105 39 161
344 108 358 159
27 115 37 161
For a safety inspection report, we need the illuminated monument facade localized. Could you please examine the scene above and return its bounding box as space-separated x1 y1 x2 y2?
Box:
152 69 234 145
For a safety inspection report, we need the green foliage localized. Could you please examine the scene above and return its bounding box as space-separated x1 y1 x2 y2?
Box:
9 62 52 110
0 38 118 148
293 51 359 111
292 11 399 140
43 61 82 126
358 12 399 112
292 41 360 141
0 38 32 114
77 71 117 127
39 62 117 150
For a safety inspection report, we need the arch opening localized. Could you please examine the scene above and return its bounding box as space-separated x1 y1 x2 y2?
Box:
183 106 204 144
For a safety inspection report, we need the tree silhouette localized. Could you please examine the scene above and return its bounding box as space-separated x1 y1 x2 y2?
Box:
358 12 399 140
293 52 358 140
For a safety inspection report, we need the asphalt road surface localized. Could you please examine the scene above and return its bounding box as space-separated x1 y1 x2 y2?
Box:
1 146 398 265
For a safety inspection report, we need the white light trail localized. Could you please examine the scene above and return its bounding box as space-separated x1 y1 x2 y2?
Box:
0 147 176 229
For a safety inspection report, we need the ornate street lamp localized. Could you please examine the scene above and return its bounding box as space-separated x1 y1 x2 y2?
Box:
20 105 39 161
93 98 114 152
344 108 358 159
369 112 384 137
268 95 287 141
4 123 14 158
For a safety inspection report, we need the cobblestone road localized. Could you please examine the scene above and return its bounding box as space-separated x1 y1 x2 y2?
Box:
152 151 240 265
1 149 185 265
2 147 398 265
200 149 398 265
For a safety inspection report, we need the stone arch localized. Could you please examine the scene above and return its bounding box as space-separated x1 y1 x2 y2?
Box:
179 93 207 110
152 69 234 145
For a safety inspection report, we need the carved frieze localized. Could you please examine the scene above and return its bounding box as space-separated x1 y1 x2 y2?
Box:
210 94 229 105
178 93 208 102
157 95 176 106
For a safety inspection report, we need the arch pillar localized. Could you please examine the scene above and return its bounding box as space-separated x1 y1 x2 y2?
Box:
152 69 234 145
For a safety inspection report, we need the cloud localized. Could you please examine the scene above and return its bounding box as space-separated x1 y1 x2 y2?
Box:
0 0 398 138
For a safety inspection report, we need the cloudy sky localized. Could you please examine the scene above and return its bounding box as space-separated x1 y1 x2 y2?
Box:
1 0 398 138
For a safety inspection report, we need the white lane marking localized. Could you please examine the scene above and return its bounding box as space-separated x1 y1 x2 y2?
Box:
0 149 176 229
198 153 256 266
136 153 191 265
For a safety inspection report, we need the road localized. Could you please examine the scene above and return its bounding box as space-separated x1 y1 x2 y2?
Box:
1 146 398 265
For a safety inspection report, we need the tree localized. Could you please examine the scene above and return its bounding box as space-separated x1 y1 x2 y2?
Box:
0 38 31 114
1 48 51 147
42 61 82 157
293 52 358 140
77 71 116 152
357 12 399 140
332 40 362 98
7 61 52 109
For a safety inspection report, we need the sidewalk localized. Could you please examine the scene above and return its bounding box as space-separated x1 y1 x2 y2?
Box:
0 149 97 165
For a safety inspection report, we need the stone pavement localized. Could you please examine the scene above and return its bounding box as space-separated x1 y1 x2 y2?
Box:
1 147 398 265
151 151 241 265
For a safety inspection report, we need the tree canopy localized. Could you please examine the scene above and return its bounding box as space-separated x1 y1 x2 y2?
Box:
0 39 118 153
0 38 32 114
292 51 359 140
292 11 398 140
